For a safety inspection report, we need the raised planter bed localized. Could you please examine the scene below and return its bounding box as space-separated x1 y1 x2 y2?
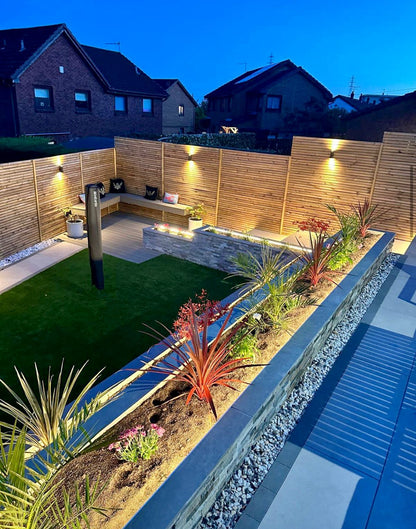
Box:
143 225 300 273
117 230 394 529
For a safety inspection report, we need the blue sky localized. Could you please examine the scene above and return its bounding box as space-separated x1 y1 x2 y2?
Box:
2 0 415 102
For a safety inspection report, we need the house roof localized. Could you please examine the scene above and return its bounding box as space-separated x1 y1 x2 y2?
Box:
332 95 369 112
0 23 65 80
154 78 198 106
205 60 332 100
0 23 167 98
82 45 167 98
344 90 416 121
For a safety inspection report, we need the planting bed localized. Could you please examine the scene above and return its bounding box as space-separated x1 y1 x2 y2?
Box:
53 231 393 529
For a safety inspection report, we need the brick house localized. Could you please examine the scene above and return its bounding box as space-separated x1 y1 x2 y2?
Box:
343 91 416 141
154 79 197 135
0 24 167 138
205 60 332 137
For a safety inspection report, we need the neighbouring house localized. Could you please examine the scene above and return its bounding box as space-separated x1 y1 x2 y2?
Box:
344 91 416 141
154 79 197 135
205 60 332 137
359 94 398 106
329 94 370 113
0 24 167 139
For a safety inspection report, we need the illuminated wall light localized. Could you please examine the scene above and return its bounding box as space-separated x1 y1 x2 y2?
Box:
329 150 335 158
188 154 193 161
58 165 64 173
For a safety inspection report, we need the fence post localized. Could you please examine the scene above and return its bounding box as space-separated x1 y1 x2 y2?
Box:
369 143 383 204
215 149 223 226
31 160 42 242
279 155 292 235
79 152 84 191
161 142 165 222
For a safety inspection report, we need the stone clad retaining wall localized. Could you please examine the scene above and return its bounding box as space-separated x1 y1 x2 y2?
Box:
143 226 297 273
125 231 394 529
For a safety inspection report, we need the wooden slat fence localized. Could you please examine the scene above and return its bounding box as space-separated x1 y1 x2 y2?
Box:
0 148 115 259
1 132 416 262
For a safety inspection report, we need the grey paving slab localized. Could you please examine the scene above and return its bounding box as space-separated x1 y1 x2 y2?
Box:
0 242 83 293
257 449 378 529
366 406 416 529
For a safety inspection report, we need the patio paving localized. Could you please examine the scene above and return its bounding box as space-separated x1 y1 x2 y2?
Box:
0 212 160 294
235 237 416 529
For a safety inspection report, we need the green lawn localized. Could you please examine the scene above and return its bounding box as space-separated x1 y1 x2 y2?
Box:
0 250 238 398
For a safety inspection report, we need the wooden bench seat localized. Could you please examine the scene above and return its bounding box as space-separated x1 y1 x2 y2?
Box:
70 193 189 216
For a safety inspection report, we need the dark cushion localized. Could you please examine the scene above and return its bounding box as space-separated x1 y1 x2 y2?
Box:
109 178 126 193
96 182 106 198
145 185 158 201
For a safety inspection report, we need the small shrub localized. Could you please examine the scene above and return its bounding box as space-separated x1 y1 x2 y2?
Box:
294 217 331 233
173 289 229 340
229 328 259 361
326 204 359 270
108 424 165 463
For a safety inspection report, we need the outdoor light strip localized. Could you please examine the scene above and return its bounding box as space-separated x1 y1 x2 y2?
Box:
207 227 304 251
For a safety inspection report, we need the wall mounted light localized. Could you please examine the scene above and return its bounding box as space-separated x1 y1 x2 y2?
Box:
58 165 64 173
329 150 335 158
188 154 193 162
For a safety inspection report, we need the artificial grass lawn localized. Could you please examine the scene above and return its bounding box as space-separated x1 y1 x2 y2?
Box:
0 250 239 399
0 136 77 163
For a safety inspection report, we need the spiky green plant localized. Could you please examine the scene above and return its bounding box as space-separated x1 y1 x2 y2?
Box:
230 244 295 290
0 426 106 529
0 362 106 455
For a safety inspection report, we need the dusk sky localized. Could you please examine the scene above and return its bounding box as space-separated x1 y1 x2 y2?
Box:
2 0 415 103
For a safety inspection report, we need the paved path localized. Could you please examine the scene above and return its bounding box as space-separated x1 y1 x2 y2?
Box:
236 239 416 529
0 213 160 294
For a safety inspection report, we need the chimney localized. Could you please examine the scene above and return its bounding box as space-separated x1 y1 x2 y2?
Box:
350 91 355 99
19 39 25 52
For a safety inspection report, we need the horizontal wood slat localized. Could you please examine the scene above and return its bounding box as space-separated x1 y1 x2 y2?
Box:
1 132 416 263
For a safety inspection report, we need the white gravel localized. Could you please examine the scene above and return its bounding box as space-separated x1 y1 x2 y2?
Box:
200 252 399 529
0 239 59 271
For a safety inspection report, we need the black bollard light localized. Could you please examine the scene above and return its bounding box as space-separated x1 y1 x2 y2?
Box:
85 184 104 290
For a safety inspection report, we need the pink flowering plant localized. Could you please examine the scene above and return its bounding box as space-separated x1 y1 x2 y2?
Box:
108 423 165 463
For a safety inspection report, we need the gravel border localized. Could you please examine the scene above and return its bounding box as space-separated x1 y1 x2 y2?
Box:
200 252 399 529
0 239 59 271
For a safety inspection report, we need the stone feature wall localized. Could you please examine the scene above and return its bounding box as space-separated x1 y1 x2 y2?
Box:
143 226 298 273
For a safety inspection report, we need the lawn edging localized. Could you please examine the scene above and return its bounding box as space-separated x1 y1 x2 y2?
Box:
124 230 394 529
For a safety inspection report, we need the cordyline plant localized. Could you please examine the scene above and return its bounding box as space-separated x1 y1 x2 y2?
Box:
298 230 342 287
351 198 384 238
145 306 262 420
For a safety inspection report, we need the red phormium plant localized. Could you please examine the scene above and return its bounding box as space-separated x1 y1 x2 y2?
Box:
294 217 331 233
351 199 381 238
173 289 229 340
146 307 260 420
298 230 341 287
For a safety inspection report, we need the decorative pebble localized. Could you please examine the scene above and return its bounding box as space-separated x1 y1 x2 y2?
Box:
0 239 59 271
199 253 400 529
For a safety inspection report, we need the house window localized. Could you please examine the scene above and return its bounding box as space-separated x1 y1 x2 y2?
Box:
34 86 53 112
75 90 91 112
178 104 184 117
266 95 282 111
143 98 153 114
115 95 127 113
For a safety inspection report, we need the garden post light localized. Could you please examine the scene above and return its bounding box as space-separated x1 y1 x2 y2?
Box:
85 184 104 290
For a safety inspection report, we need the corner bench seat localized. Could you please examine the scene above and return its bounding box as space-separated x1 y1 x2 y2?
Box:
71 193 189 216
